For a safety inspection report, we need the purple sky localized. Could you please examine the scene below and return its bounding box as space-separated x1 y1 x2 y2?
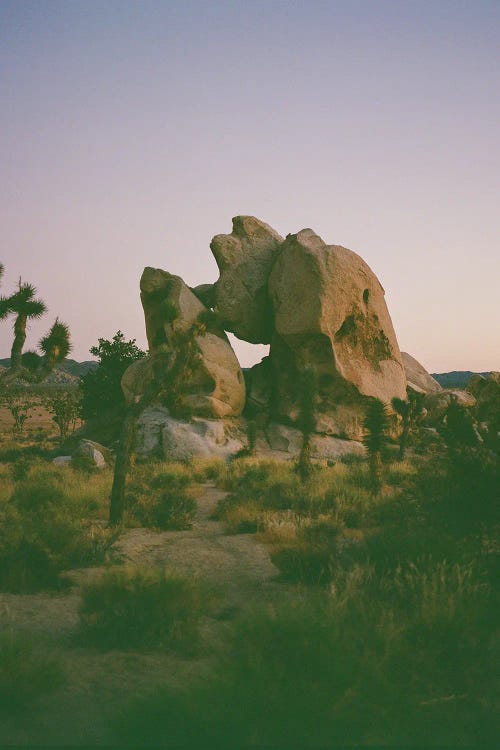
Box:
1 0 499 372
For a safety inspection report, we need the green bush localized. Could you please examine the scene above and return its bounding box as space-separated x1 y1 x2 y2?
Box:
80 566 212 652
0 629 64 714
0 472 114 592
126 467 196 530
271 542 334 584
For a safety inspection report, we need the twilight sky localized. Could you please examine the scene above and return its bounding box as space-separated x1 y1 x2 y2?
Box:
1 0 499 372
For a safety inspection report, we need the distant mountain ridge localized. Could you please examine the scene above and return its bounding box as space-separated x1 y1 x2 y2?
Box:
0 358 97 379
431 371 491 389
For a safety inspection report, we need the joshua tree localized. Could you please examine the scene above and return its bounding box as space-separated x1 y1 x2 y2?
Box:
109 310 207 526
38 318 72 378
0 268 71 383
363 398 389 495
392 390 424 460
5 280 47 372
296 368 318 482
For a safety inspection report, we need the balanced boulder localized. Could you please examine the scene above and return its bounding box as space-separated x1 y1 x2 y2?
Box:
267 229 407 437
127 267 245 418
211 216 283 343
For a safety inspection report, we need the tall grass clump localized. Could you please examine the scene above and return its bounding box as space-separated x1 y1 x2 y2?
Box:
79 566 213 653
0 629 64 714
125 465 196 530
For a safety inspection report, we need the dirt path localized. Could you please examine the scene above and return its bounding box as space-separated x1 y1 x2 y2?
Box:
0 483 281 746
111 483 279 607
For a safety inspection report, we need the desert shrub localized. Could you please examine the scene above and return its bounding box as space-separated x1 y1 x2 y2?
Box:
271 542 334 584
132 490 196 530
116 562 498 746
0 629 64 714
192 458 226 483
0 470 114 592
79 331 145 421
221 502 262 534
11 455 32 482
80 566 211 652
270 516 344 584
125 466 196 530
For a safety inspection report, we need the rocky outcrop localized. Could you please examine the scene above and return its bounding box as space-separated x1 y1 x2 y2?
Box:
132 267 245 418
211 216 283 343
135 407 245 461
129 216 410 449
265 422 365 460
402 352 442 394
267 229 406 438
134 407 364 462
423 389 476 425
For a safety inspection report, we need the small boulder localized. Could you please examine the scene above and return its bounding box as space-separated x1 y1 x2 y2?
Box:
52 455 72 466
73 439 111 469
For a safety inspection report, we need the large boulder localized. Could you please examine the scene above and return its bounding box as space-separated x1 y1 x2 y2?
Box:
264 422 365 460
267 229 407 438
211 216 284 343
402 352 442 394
423 389 476 425
132 267 245 418
135 406 245 460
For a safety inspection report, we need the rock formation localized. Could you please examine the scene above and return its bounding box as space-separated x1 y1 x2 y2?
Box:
125 216 409 454
402 352 442 394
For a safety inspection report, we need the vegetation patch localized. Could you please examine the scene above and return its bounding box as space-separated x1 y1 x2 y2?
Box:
79 566 213 653
0 629 64 714
116 559 497 746
0 465 114 592
125 464 197 530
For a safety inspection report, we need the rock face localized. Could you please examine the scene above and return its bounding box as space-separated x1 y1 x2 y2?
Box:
135 406 245 461
402 352 442 394
134 407 364 462
267 229 407 438
211 216 283 343
134 267 245 418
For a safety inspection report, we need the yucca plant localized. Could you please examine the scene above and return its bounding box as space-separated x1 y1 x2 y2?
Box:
296 368 318 482
392 390 424 460
363 398 389 495
109 310 207 526
0 263 10 321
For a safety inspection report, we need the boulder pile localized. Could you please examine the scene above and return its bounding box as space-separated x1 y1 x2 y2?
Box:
124 216 411 458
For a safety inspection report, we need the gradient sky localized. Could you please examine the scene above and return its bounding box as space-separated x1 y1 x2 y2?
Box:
1 0 499 372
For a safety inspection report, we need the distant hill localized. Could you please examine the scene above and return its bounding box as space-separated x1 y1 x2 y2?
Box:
432 371 491 389
0 358 97 379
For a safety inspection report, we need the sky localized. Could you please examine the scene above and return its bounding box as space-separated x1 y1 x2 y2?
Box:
1 0 499 373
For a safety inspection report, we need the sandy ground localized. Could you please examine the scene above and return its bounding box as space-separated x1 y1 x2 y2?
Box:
0 483 281 746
